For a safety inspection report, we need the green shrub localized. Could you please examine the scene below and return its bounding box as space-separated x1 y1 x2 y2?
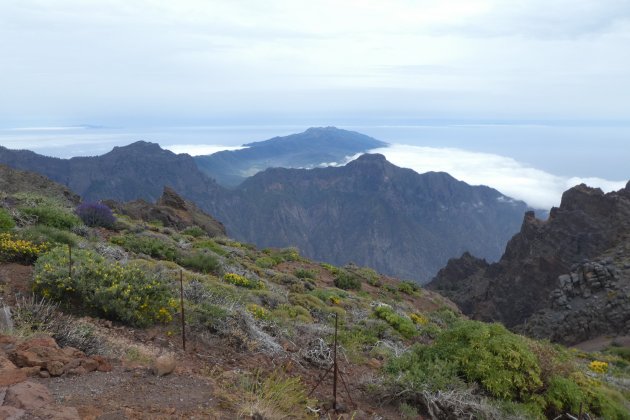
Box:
374 305 417 339
18 225 78 246
272 304 312 323
334 270 361 290
181 226 206 237
193 239 227 256
357 267 381 287
387 320 542 400
188 302 229 333
179 252 220 274
0 208 15 231
20 206 81 229
255 256 279 268
33 247 176 327
398 281 421 295
544 376 586 414
294 268 316 279
110 234 178 261
320 262 340 275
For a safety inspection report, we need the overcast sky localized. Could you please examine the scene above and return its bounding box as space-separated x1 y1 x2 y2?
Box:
1 0 630 125
0 1 628 209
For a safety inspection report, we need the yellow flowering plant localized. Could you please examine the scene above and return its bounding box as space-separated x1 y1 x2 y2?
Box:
0 233 49 264
588 360 609 374
34 246 176 327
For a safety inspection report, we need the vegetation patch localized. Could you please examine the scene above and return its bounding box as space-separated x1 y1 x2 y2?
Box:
223 273 265 289
20 206 81 229
111 233 179 261
33 246 176 327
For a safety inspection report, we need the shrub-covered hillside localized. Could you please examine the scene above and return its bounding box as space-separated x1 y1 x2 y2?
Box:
1 170 629 418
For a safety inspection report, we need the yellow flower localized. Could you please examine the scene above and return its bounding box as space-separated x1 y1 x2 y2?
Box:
589 360 608 374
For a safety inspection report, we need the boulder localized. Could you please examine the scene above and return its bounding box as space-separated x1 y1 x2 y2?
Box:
4 381 53 410
153 354 176 377
0 406 26 420
0 355 27 387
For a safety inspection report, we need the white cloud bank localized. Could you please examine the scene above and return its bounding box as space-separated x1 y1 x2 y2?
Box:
163 144 246 156
370 145 627 209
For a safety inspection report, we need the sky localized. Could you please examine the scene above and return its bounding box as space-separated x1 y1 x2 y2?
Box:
0 0 629 208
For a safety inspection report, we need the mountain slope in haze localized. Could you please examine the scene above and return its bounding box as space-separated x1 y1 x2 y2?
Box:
428 182 630 344
0 140 527 283
194 126 388 187
0 141 222 205
203 153 529 282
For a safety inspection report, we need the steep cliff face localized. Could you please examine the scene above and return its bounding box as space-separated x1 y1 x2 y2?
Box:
204 153 528 282
428 182 630 343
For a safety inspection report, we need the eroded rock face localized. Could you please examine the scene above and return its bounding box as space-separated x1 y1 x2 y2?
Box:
0 334 103 418
428 182 630 344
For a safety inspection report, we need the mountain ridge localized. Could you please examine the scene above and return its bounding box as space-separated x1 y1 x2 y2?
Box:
0 136 528 282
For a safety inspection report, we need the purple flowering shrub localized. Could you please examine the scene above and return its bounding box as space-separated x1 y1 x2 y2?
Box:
75 202 116 229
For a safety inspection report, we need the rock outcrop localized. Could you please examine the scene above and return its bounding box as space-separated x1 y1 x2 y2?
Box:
105 187 226 237
428 182 630 344
1 334 109 418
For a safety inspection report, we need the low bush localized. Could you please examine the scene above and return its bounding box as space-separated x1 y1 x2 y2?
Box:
334 270 361 290
374 305 417 339
110 234 179 261
187 302 230 333
223 273 265 289
0 208 15 231
193 239 228 256
18 225 78 246
181 226 206 237
398 281 421 295
75 202 116 228
20 206 81 230
179 252 220 274
33 246 176 327
294 268 315 279
238 369 311 419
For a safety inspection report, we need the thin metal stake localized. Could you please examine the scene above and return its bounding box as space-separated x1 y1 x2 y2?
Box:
68 244 73 280
307 364 334 398
180 270 186 351
333 312 338 411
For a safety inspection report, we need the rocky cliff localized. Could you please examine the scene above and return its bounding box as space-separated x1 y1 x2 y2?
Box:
428 182 630 344
204 153 528 282
104 187 226 237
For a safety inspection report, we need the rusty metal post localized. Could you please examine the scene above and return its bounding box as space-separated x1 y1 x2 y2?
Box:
333 312 338 411
68 244 73 280
180 270 186 351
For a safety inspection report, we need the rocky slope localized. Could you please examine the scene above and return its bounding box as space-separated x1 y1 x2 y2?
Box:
194 126 388 187
428 182 630 344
